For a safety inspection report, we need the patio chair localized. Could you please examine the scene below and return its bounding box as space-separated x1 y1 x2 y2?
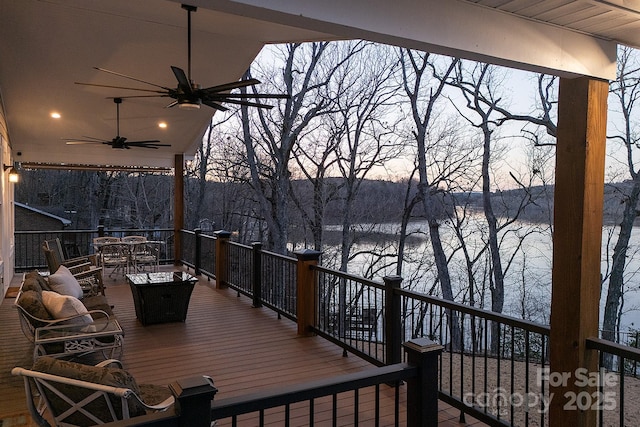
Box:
121 235 147 244
43 247 105 296
130 241 161 273
98 243 131 279
92 236 121 251
12 356 175 426
44 238 97 269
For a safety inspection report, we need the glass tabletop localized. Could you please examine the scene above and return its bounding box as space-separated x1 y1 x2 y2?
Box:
35 318 122 343
126 271 197 285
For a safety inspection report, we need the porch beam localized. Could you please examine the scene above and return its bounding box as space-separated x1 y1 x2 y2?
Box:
201 0 617 79
549 76 608 427
174 154 184 266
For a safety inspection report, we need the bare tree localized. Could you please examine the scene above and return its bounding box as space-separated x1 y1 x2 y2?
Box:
399 49 459 300
602 46 640 344
330 43 403 273
399 48 463 349
447 61 556 352
239 42 366 253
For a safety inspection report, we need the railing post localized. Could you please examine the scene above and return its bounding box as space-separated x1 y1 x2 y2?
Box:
252 242 263 308
295 248 322 337
384 275 403 365
194 228 202 276
169 376 218 427
403 337 444 427
214 230 231 289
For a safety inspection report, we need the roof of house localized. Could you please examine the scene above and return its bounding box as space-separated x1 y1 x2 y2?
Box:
14 202 72 227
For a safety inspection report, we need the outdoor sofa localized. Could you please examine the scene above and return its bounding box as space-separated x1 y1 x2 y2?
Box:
14 268 123 360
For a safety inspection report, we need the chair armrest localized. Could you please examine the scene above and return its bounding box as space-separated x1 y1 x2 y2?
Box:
74 267 105 296
137 396 175 411
62 253 98 266
97 359 124 368
74 266 103 279
66 261 93 274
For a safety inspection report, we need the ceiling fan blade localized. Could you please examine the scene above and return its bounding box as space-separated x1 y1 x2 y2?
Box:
64 135 108 144
216 98 274 109
109 94 171 100
75 82 166 94
69 135 107 141
94 67 173 91
65 140 104 145
202 100 229 111
126 141 171 146
209 93 290 100
202 78 261 93
171 66 194 94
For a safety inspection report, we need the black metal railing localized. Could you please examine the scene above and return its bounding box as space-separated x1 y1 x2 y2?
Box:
586 337 640 427
209 363 417 426
398 288 551 427
226 241 252 295
15 228 174 271
16 228 640 427
180 229 196 270
314 265 387 366
260 248 297 320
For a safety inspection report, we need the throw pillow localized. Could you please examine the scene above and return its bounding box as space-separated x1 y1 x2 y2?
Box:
25 270 51 291
21 277 43 293
48 266 84 299
41 290 92 325
17 290 53 327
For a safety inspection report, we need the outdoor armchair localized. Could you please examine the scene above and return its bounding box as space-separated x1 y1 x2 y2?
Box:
43 246 105 296
12 356 174 426
44 238 97 269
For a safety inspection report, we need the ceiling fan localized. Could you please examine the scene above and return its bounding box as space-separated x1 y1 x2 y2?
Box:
65 98 171 149
75 4 288 112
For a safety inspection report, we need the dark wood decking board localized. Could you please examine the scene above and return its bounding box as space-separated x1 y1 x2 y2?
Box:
1 267 484 426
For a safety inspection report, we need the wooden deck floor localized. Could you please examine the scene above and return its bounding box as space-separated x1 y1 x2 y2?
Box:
1 266 485 426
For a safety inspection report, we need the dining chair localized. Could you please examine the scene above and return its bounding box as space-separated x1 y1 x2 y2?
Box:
130 241 161 273
99 243 131 279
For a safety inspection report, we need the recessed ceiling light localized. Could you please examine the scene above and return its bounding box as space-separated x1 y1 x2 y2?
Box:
158 122 167 129
50 112 61 119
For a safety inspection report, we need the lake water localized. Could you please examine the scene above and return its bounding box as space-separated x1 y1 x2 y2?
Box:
324 218 640 333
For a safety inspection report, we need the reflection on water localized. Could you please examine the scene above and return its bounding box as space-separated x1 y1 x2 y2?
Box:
321 219 640 333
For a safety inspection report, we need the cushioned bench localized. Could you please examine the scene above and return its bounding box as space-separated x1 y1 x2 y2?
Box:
14 269 123 360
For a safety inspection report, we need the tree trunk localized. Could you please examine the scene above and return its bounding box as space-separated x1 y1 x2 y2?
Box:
603 177 640 343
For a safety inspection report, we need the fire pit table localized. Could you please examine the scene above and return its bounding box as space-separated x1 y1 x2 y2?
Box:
126 271 197 325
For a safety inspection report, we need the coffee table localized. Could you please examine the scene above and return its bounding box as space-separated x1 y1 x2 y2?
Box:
126 271 197 325
34 318 124 360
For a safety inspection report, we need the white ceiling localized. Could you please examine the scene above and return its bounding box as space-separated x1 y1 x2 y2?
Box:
0 0 333 169
1 0 638 169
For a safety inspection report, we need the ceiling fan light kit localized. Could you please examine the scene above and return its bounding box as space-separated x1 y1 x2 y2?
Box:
178 98 201 110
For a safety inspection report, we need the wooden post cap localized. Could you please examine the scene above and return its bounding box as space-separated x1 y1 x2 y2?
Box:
403 337 444 353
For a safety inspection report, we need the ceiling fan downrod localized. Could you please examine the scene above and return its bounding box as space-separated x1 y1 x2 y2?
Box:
182 4 197 84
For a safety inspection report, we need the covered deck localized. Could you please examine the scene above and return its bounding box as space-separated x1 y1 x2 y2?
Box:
1 266 484 426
